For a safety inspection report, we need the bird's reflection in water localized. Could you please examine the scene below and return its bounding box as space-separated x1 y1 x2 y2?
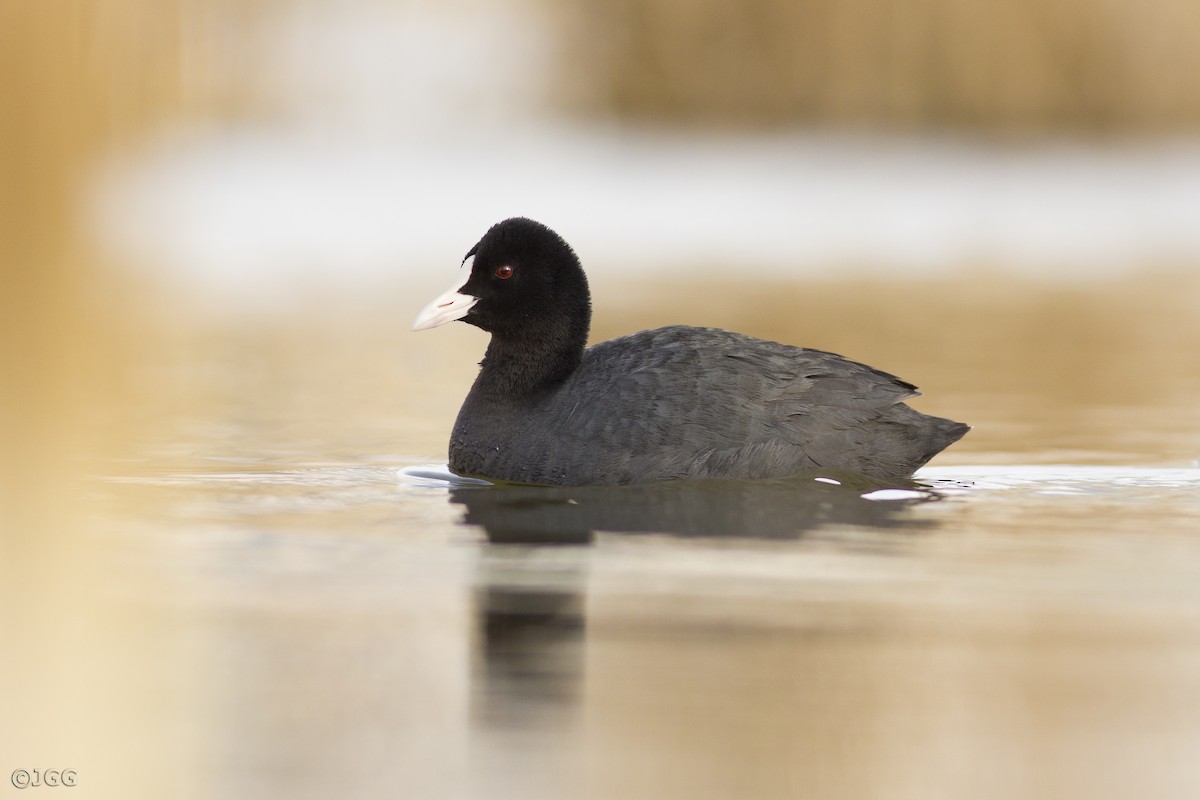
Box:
455 471 939 542
462 474 942 732
473 582 586 730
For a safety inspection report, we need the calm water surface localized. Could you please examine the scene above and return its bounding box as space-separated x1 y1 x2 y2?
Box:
99 276 1200 799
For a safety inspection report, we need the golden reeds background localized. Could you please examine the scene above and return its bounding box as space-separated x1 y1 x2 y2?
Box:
557 0 1200 133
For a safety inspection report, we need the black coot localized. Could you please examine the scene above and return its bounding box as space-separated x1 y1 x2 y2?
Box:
413 218 968 486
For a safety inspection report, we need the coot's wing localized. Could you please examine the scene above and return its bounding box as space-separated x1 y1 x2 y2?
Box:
717 337 918 438
545 326 924 481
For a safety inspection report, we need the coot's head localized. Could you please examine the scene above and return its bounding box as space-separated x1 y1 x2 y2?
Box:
412 218 591 340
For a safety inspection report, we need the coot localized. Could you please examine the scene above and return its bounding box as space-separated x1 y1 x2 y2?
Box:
413 218 968 485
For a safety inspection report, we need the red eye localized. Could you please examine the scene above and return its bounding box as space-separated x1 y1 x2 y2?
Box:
495 265 513 279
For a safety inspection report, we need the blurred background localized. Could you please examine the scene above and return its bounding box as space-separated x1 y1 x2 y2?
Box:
3 1 1199 798
87 0 1200 289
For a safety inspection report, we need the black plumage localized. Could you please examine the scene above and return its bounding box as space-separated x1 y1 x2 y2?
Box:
414 217 968 486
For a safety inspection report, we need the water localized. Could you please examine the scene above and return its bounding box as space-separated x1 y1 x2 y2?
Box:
103 461 1200 799
91 275 1200 799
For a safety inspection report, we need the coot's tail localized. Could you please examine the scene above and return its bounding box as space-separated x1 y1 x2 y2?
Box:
910 411 970 470
818 404 968 480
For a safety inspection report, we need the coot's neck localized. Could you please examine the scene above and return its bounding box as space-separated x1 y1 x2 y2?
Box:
475 309 590 399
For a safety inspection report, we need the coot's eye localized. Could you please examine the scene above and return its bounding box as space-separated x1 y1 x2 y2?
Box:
495 265 514 279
